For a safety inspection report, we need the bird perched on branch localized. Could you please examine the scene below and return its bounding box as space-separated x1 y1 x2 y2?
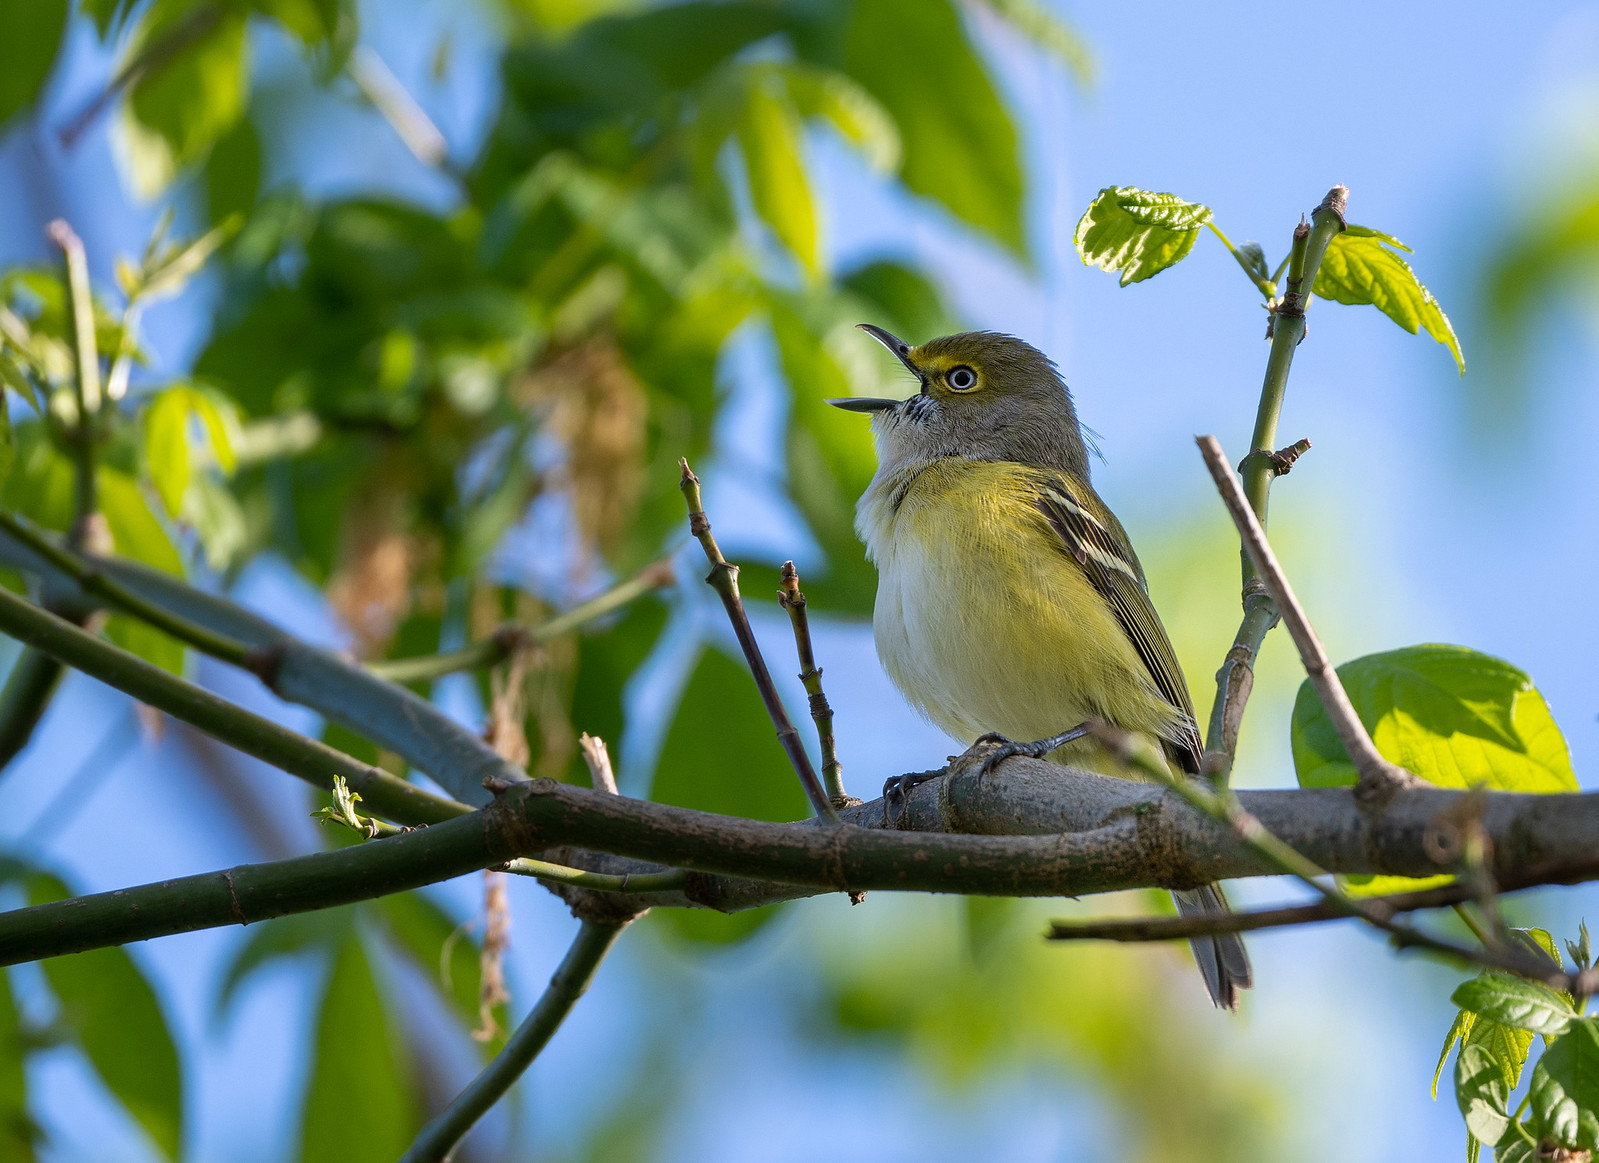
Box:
829 326 1251 1009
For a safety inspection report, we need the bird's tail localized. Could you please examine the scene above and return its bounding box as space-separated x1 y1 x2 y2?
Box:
1171 884 1252 1010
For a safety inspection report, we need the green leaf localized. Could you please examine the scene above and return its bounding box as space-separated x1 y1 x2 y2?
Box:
1467 1012 1536 1091
205 116 261 223
121 0 249 196
1531 1018 1599 1150
213 909 352 1021
1512 927 1564 973
1494 1137 1536 1163
842 261 957 342
1074 187 1213 286
1437 1008 1476 1099
0 352 44 414
1456 1042 1511 1148
0 0 68 126
99 466 185 673
650 645 807 943
1313 224 1465 374
967 0 1093 85
0 390 11 497
1292 645 1576 792
0 967 38 1161
772 299 879 616
783 62 900 174
299 935 418 1163
374 891 483 1028
737 77 818 277
144 389 193 517
843 0 1024 254
27 873 183 1160
1452 975 1577 1037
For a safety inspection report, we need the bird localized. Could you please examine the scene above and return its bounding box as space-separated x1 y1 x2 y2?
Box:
828 325 1252 1010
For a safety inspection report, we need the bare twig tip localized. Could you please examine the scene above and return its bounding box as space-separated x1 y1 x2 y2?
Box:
1318 185 1350 227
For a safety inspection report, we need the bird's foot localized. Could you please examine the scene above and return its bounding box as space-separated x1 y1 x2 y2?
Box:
880 768 945 827
969 723 1094 783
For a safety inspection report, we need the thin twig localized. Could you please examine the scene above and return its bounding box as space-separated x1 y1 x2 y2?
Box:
0 510 255 667
777 561 850 806
678 459 839 823
1196 435 1415 799
367 559 673 684
578 732 618 795
1049 857 1599 942
348 46 450 170
502 857 686 894
46 220 102 546
1090 724 1583 993
57 2 225 148
400 920 628 1163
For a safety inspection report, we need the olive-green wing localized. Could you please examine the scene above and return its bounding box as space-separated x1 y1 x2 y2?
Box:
1034 474 1203 772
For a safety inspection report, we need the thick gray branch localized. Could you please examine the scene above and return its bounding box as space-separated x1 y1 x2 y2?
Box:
0 532 520 806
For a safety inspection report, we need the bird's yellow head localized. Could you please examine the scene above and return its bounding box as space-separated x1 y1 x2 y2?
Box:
829 325 1091 478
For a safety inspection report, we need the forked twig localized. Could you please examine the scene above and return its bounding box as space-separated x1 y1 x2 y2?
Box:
1196 435 1415 800
678 460 840 823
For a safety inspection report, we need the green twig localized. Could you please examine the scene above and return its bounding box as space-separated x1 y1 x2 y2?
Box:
367 559 674 684
1205 221 1276 299
0 510 255 667
0 584 466 827
400 920 628 1163
679 459 839 823
777 560 848 805
46 220 101 545
503 858 686 894
1202 186 1346 788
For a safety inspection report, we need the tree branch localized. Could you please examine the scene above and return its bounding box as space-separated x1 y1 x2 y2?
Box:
0 534 524 806
1196 434 1414 799
400 920 627 1162
11 759 1599 965
0 585 467 827
0 510 255 667
679 460 839 822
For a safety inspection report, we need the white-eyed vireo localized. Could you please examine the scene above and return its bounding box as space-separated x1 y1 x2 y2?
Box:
830 325 1251 1010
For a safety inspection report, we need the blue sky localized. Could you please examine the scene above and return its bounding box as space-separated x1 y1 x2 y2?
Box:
5 2 1599 1160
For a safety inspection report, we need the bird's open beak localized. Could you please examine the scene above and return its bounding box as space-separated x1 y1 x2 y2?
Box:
825 324 921 413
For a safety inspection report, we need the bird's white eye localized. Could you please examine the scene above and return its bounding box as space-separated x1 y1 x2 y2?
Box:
947 365 977 391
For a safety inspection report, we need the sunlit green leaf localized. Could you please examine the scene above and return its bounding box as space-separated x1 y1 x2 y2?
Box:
737 78 818 277
98 466 186 672
1531 1018 1599 1150
1074 187 1212 286
1314 224 1464 374
1495 1137 1536 1163
0 0 68 126
299 935 417 1163
1468 1012 1536 1092
1436 1008 1475 1099
1292 645 1576 792
145 390 193 517
843 0 1024 253
1452 975 1576 1037
121 0 249 195
27 873 183 1160
0 352 44 415
1456 1042 1511 1148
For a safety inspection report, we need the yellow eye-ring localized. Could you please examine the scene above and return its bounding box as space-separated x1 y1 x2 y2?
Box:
947 365 978 391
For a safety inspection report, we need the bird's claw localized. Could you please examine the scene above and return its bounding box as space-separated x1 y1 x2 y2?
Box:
880 768 944 827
